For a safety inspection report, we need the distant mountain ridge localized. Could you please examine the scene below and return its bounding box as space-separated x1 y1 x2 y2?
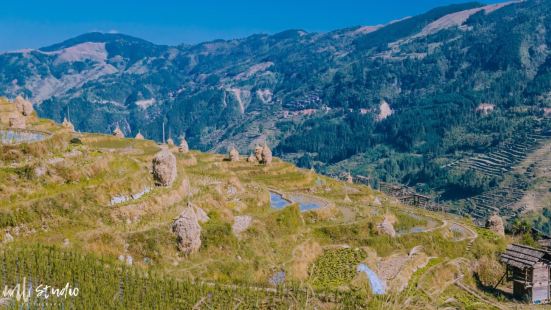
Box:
38 32 159 52
1 0 550 202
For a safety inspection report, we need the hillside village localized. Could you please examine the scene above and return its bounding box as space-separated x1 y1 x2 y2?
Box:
1 95 549 308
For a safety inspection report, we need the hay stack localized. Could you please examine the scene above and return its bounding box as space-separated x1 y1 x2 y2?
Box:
379 215 396 237
345 173 353 184
14 96 34 116
232 215 252 237
9 116 25 129
152 149 177 187
0 99 19 126
194 206 209 224
254 145 263 161
229 147 240 162
485 214 505 236
135 132 145 140
172 207 202 255
179 137 189 153
62 118 75 132
2 232 14 243
186 202 209 223
261 143 272 165
113 125 125 138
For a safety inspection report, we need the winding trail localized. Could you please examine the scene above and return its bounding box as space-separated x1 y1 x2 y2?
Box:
415 220 484 306
454 280 508 310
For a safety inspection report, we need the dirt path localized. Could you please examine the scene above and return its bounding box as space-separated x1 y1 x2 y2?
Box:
412 219 479 303
448 221 478 242
454 279 508 310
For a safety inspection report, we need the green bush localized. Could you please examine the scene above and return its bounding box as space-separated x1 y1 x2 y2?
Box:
273 204 302 233
70 137 83 144
201 217 238 250
309 248 367 288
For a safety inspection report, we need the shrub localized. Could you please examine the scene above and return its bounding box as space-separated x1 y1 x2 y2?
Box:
273 204 302 233
70 137 83 144
201 217 237 250
475 255 506 287
309 248 367 288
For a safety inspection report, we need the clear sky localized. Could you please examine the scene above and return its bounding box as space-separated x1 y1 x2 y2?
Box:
0 0 501 51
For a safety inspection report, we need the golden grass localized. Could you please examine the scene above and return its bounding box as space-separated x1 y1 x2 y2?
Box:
0 115 511 308
288 240 323 281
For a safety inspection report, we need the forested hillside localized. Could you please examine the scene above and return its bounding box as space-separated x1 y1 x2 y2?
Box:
1 0 551 222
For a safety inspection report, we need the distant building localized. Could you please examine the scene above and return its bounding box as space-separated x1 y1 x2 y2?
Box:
500 243 551 304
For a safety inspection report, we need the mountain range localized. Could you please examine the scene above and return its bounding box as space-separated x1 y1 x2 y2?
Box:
1 0 551 219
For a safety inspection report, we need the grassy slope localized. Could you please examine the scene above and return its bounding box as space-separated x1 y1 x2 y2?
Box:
0 105 517 308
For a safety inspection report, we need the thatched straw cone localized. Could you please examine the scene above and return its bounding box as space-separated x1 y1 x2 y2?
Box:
229 147 240 162
113 125 125 138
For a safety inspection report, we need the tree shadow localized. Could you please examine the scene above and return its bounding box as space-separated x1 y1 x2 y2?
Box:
473 273 516 302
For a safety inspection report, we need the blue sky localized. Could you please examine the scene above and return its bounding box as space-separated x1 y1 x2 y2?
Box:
0 0 501 51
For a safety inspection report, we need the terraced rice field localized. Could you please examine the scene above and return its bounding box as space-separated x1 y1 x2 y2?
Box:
447 128 551 224
0 129 50 144
445 131 551 178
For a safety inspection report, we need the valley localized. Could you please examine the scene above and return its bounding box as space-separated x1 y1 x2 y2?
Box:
2 0 551 307
0 97 513 308
1 2 551 232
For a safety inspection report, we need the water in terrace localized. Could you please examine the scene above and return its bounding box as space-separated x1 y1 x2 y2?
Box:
269 191 323 211
357 263 386 295
0 129 48 144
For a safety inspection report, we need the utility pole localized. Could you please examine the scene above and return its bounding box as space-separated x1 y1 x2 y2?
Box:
162 121 165 144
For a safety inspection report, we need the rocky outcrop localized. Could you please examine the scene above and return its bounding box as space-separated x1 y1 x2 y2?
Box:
232 215 252 236
14 96 33 116
135 132 145 140
62 117 75 132
229 147 240 162
179 138 189 153
152 149 177 186
247 153 256 162
113 125 125 138
485 214 505 236
167 138 175 146
172 207 202 255
260 143 272 165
